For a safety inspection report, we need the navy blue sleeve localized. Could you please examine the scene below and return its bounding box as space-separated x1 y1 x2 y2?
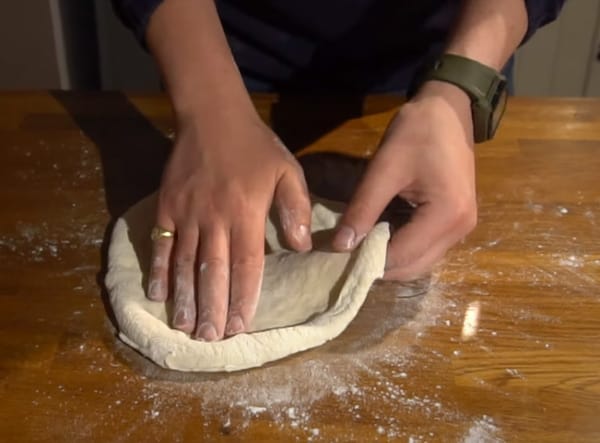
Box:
111 0 163 45
523 0 566 42
112 0 567 49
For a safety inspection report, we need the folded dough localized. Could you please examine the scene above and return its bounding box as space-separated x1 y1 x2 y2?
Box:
105 194 389 372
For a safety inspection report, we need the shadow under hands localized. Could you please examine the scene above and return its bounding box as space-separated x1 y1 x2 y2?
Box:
51 90 420 376
270 93 414 228
52 91 171 329
299 152 415 230
271 93 365 153
52 91 171 218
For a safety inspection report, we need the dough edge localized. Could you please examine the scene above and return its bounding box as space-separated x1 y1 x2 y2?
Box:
105 197 390 372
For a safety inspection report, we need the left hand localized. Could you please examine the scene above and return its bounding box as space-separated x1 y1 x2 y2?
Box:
332 80 478 280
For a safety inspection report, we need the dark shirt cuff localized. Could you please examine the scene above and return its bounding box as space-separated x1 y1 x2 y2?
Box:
522 0 566 43
111 0 164 47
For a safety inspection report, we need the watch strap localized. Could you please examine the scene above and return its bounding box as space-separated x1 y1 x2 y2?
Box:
422 53 506 102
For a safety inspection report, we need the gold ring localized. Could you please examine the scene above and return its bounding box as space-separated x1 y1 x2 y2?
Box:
151 226 175 241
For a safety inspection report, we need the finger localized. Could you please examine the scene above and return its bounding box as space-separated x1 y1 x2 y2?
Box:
274 169 312 252
226 217 265 336
171 227 199 334
147 213 176 302
332 152 408 252
194 226 230 341
383 238 448 281
147 236 174 302
384 199 477 280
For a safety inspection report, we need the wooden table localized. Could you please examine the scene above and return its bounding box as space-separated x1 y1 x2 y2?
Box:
1 92 599 442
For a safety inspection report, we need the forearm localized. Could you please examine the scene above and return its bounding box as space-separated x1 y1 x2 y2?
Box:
146 0 254 123
445 0 528 70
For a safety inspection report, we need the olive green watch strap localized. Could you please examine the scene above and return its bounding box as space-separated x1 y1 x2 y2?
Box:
409 53 508 143
422 53 503 102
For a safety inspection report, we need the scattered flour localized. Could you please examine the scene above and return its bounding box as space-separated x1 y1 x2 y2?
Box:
2 137 104 267
557 254 584 268
14 140 598 441
105 280 471 441
462 416 502 443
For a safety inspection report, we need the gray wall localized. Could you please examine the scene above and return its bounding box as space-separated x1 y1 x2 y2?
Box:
94 0 160 91
59 1 101 89
515 1 600 96
0 0 157 91
0 1 64 89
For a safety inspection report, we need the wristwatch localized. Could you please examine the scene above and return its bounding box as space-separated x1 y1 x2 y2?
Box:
408 53 508 143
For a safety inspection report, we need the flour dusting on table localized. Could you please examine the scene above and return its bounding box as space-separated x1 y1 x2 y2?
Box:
105 279 491 441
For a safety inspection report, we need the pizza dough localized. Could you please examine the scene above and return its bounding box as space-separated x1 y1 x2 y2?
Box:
105 194 389 372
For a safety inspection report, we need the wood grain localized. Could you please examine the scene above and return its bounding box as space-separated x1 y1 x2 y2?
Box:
0 92 599 442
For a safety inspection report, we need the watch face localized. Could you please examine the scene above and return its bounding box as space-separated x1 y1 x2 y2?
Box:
490 79 508 136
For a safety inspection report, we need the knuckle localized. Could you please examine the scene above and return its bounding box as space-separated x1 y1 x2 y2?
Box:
450 196 478 232
174 253 195 271
157 188 182 215
200 256 228 272
232 255 264 271
218 180 244 200
150 252 167 269
218 188 263 218
463 209 478 232
288 158 305 177
150 264 168 278
459 206 478 232
158 185 209 225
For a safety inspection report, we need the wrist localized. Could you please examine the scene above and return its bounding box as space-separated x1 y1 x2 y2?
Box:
173 71 256 118
173 87 259 130
413 80 471 120
408 51 509 144
414 80 470 106
408 80 474 144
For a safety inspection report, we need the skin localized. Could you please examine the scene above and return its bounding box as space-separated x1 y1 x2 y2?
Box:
145 0 528 341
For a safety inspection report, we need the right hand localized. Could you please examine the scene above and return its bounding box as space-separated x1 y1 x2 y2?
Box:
146 110 312 341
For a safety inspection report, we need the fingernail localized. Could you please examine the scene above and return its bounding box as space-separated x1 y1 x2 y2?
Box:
225 315 245 336
196 322 218 342
334 225 356 250
147 280 162 300
296 224 312 250
173 308 192 330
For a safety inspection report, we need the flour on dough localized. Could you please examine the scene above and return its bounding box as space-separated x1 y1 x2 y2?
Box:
105 194 389 372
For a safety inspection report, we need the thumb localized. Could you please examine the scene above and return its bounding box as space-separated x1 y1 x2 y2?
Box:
332 154 406 251
274 168 313 252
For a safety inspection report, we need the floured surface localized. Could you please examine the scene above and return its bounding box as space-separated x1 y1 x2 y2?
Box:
106 194 389 372
109 277 455 441
5 95 600 443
